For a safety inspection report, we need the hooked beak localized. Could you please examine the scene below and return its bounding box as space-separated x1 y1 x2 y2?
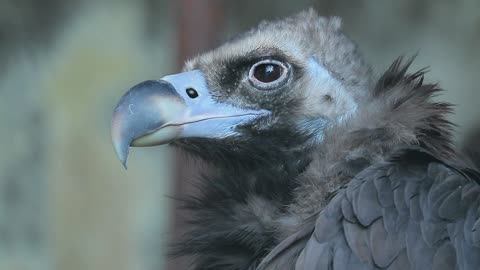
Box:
111 70 268 168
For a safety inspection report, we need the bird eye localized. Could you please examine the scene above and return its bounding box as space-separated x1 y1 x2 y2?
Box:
248 60 288 90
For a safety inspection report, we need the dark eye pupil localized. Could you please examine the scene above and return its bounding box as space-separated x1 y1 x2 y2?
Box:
254 63 282 83
186 88 198 98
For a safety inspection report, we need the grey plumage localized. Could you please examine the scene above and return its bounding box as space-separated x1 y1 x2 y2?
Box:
110 9 480 270
261 151 480 270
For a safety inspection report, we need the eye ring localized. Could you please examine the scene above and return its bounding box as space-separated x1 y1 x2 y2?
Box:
248 59 289 90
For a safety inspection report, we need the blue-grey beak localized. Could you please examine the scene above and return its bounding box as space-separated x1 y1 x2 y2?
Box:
111 70 269 168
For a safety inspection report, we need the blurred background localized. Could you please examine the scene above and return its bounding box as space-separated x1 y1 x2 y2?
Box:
0 0 479 269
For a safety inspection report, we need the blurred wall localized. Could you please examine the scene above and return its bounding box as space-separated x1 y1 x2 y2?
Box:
0 1 479 270
1 1 176 270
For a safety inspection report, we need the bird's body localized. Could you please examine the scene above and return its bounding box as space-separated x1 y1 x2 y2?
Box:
111 10 480 270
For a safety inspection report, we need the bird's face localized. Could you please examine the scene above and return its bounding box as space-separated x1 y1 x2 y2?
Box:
111 10 372 167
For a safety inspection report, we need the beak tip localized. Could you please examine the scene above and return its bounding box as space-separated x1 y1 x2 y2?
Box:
113 140 130 170
117 151 129 170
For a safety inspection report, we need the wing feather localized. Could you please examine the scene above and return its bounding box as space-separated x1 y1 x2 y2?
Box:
258 149 480 270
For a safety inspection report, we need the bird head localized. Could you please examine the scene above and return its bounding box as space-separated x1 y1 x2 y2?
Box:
111 10 373 168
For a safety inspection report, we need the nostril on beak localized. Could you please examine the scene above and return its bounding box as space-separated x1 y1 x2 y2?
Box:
186 88 199 99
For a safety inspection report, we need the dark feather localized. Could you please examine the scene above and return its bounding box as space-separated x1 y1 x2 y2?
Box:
170 159 304 269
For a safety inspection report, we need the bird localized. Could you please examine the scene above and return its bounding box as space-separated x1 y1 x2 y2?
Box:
111 9 480 270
